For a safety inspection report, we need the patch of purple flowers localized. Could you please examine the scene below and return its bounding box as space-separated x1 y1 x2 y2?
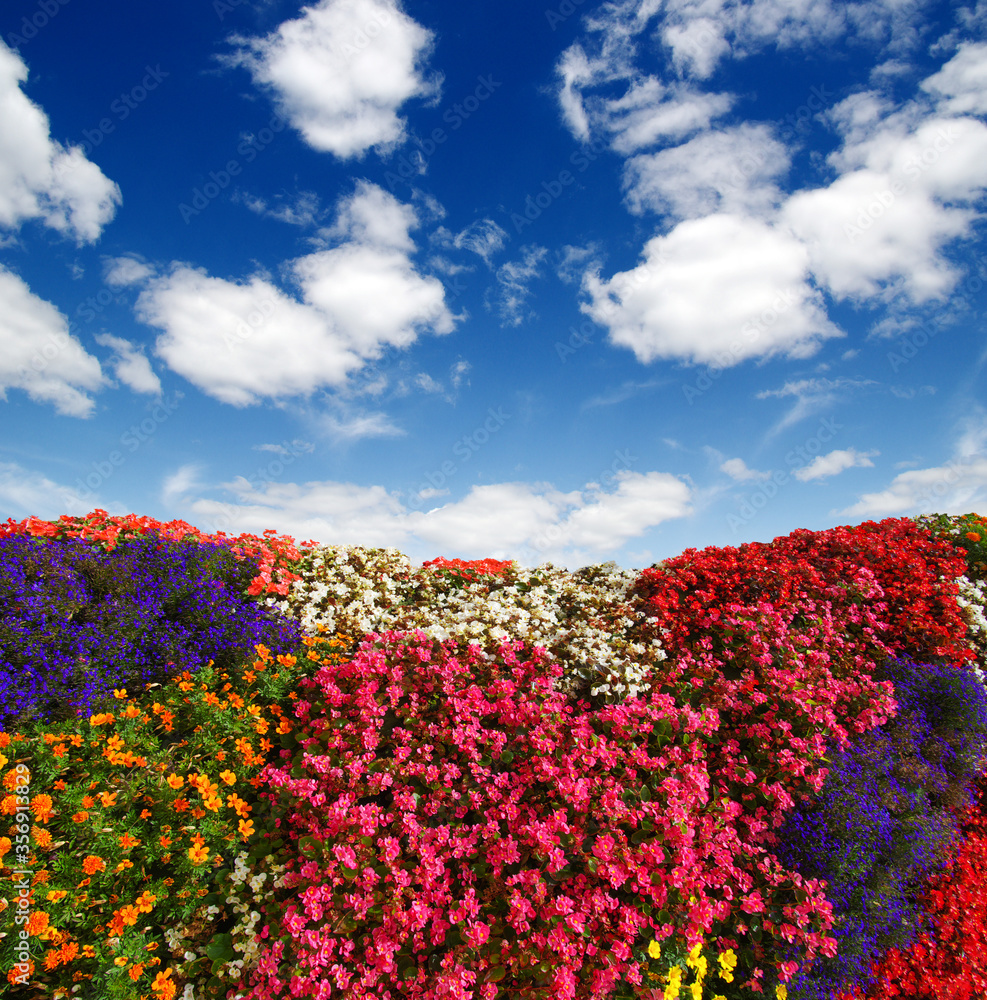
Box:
771 656 987 999
0 532 305 731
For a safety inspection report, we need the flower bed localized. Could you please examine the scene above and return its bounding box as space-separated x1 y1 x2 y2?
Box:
1 511 986 1000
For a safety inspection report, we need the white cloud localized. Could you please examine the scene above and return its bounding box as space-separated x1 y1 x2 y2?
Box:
237 189 321 226
721 457 771 481
93 333 162 395
922 41 987 116
756 376 876 431
580 214 842 367
0 265 105 417
228 0 440 160
793 447 878 481
601 77 733 153
843 456 987 517
782 111 987 303
623 124 790 219
452 218 508 265
104 256 154 287
493 246 548 327
136 183 456 407
0 460 95 521
163 465 692 568
843 413 987 515
0 41 120 242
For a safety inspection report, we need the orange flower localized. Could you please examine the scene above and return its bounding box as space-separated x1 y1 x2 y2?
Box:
0 836 11 861
128 962 146 980
165 774 184 790
33 827 52 849
82 855 106 875
113 689 128 699
52 744 67 759
967 531 981 542
135 891 157 913
0 733 9 748
238 818 255 841
25 911 49 936
7 960 34 985
82 795 96 808
114 956 129 967
99 790 118 808
188 844 210 865
219 769 237 785
1 794 20 814
119 833 141 850
46 890 69 903
29 793 53 822
72 811 90 823
159 835 172 849
152 968 176 1000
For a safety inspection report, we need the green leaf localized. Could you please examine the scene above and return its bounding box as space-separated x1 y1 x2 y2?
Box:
205 934 234 962
500 750 514 763
485 966 508 983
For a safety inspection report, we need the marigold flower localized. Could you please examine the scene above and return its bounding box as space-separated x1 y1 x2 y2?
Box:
99 791 118 808
25 910 49 936
188 844 210 865
966 531 981 542
47 890 69 903
119 833 141 849
129 962 146 980
71 811 89 823
82 855 106 875
151 968 176 1000
0 837 11 860
219 769 236 785
238 818 255 840
114 956 129 967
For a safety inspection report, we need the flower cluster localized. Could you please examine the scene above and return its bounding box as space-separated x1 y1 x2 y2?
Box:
266 547 669 707
0 508 313 601
0 626 353 1000
0 531 304 732
233 629 834 1000
771 655 987 998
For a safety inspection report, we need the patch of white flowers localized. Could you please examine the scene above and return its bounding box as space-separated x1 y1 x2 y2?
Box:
164 851 290 996
265 548 668 707
956 574 987 687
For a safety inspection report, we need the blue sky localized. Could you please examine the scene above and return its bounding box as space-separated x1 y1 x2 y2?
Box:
1 0 986 571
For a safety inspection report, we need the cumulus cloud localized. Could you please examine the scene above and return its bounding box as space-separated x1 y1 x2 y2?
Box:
580 214 842 367
162 464 692 568
782 109 987 303
136 182 456 406
0 41 120 242
104 256 154 287
793 447 878 481
227 0 440 159
623 124 790 220
0 460 96 521
922 41 987 116
721 457 771 481
0 265 106 417
93 333 162 395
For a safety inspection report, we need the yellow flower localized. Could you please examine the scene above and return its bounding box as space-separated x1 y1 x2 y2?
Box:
648 940 662 960
113 689 127 700
777 987 788 1000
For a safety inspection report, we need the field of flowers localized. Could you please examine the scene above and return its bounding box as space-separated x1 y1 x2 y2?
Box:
2 508 987 1000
